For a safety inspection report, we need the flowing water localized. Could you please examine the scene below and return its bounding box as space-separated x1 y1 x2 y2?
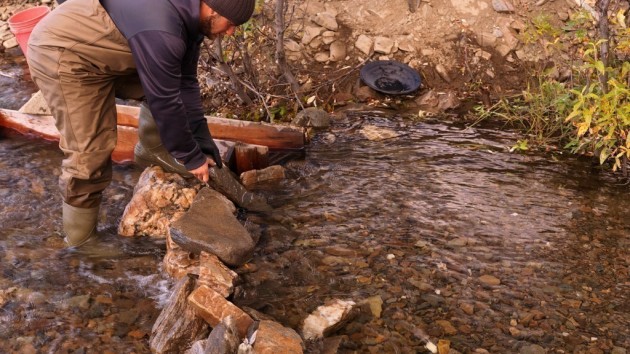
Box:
1 110 627 353
234 112 629 353
0 53 628 353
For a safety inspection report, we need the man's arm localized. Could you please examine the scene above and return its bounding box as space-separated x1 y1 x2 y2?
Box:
180 36 223 167
127 31 207 171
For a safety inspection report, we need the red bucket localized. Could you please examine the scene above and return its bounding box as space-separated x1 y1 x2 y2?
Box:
8 6 50 58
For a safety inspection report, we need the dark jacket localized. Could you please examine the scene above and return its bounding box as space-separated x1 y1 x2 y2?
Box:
102 0 209 170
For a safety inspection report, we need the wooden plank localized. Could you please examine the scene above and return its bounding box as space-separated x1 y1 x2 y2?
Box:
0 108 236 167
2 106 304 150
204 116 304 151
112 105 305 150
0 109 59 141
115 104 141 127
234 142 269 175
112 125 137 164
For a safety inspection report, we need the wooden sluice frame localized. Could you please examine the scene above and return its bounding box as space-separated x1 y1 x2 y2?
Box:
0 105 305 174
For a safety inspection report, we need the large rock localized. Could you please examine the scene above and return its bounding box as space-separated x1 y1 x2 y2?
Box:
170 188 255 267
188 285 254 339
208 166 271 212
119 166 201 237
150 276 209 354
252 320 304 354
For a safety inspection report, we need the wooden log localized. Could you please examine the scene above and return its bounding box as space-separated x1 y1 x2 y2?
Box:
112 105 304 150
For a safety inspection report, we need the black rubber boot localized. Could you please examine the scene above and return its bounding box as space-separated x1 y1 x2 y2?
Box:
134 102 193 177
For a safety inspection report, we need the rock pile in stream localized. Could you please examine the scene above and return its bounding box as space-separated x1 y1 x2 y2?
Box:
118 166 357 353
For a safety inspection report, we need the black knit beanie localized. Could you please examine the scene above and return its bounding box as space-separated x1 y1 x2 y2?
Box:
203 0 255 26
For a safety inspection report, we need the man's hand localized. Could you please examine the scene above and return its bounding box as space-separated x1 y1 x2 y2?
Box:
189 158 215 183
191 123 223 168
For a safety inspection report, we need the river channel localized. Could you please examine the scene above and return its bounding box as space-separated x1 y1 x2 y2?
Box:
1 55 628 353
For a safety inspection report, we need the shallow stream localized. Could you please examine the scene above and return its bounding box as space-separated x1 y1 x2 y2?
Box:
0 54 628 353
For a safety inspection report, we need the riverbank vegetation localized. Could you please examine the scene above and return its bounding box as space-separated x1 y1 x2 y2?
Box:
474 2 629 175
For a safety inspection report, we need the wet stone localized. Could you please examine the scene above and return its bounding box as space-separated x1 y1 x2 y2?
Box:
420 294 444 307
435 320 457 335
185 340 207 354
188 284 253 339
119 166 200 238
240 165 286 189
204 316 241 354
207 166 271 212
478 275 501 286
62 295 91 311
150 276 209 354
519 344 546 354
198 252 238 298
292 107 331 129
365 295 383 318
163 247 200 279
459 302 474 315
302 299 356 340
252 320 304 354
170 188 255 267
447 237 468 247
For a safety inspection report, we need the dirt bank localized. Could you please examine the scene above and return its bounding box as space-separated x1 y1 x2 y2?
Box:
1 0 628 117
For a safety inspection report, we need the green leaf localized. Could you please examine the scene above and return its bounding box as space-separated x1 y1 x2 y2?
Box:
599 148 609 165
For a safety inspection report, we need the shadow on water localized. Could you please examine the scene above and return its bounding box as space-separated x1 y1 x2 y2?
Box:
1 82 628 352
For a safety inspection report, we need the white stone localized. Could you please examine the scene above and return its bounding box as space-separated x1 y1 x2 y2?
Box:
19 90 51 115
301 299 356 340
329 41 346 62
314 52 329 62
312 12 338 31
3 37 17 49
301 25 325 45
309 36 323 49
322 31 336 45
284 39 301 52
373 36 395 54
397 36 416 52
355 34 373 55
360 125 399 141
1 31 13 41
